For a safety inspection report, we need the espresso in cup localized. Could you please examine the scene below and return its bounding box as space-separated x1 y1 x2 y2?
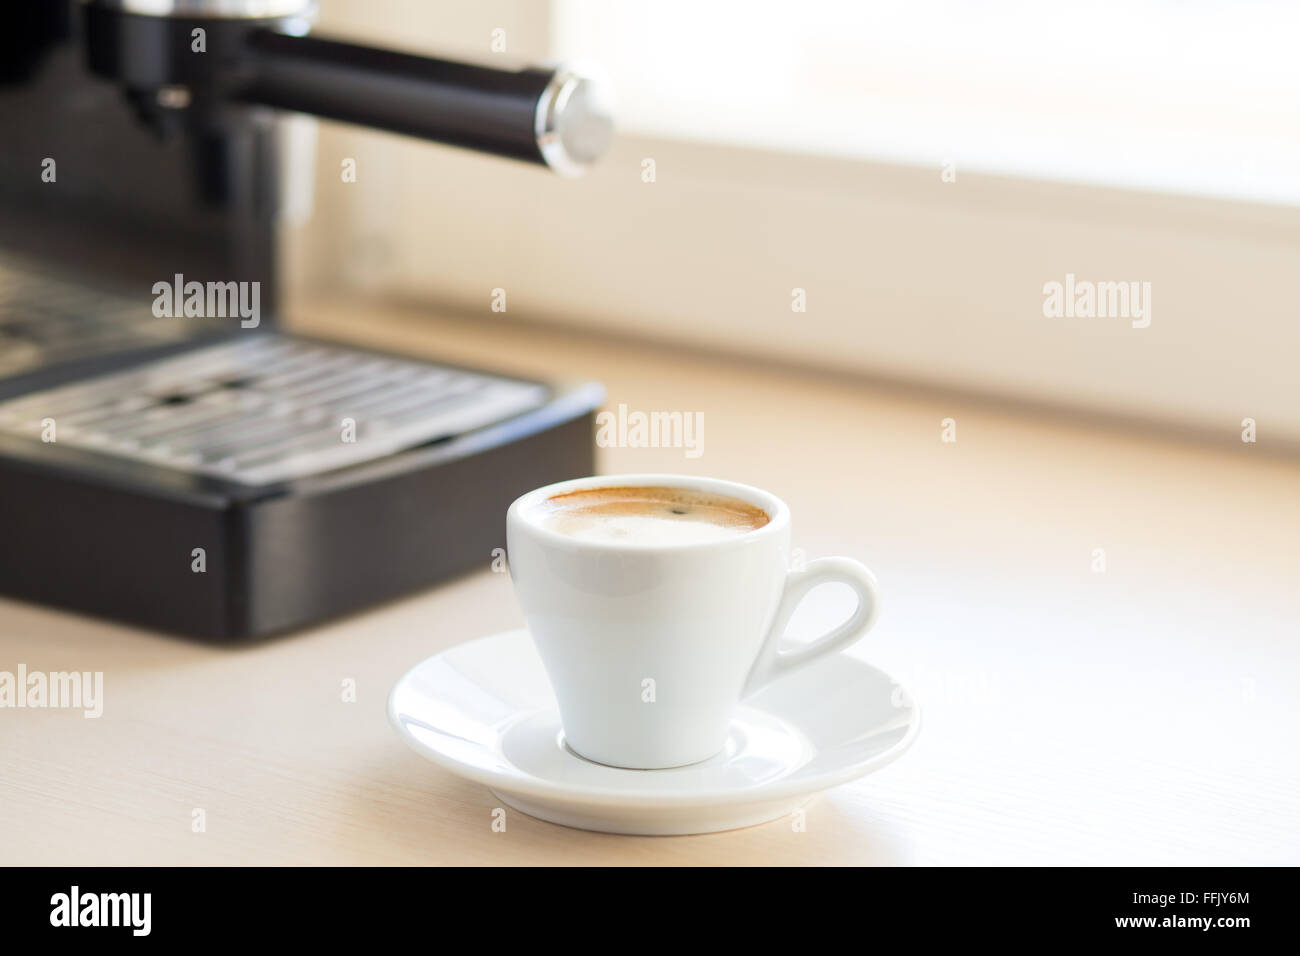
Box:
508 474 882 770
536 485 770 545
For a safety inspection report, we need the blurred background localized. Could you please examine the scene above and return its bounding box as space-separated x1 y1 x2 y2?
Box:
288 0 1300 445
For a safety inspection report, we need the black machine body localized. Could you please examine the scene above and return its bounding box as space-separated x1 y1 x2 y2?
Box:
0 1 612 639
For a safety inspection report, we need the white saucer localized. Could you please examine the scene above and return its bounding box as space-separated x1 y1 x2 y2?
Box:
387 629 920 835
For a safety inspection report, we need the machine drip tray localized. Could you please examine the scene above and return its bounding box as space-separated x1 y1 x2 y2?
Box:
0 334 550 486
0 331 599 640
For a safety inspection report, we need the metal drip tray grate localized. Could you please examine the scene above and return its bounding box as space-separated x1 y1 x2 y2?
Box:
0 258 207 379
0 334 549 485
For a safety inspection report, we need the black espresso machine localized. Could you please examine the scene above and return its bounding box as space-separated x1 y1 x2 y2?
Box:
0 1 612 639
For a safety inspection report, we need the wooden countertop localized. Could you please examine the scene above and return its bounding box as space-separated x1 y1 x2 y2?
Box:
3 300 1297 865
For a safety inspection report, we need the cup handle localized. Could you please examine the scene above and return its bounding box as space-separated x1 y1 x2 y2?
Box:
742 557 882 697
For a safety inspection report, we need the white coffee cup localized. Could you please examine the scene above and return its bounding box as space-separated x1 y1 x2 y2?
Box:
506 474 881 769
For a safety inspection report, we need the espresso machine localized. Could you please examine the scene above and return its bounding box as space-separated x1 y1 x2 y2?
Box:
0 1 612 639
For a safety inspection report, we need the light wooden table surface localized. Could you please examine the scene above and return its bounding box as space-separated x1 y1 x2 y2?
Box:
3 301 1298 865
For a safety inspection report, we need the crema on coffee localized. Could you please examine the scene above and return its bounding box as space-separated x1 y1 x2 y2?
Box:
535 485 770 545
